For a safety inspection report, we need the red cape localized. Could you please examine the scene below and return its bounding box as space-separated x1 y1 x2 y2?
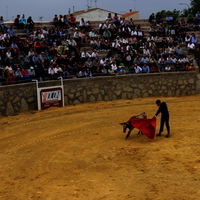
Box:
129 116 156 139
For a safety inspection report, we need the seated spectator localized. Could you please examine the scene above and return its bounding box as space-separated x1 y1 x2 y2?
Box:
21 67 30 81
149 13 156 25
10 41 19 52
190 33 198 47
156 12 163 24
27 16 35 30
58 15 64 27
175 45 185 58
92 57 100 73
105 13 113 24
113 13 120 27
158 56 166 72
63 15 71 29
73 30 80 43
141 63 150 73
53 15 59 27
117 62 125 75
79 29 88 43
89 29 97 38
165 64 172 72
79 67 92 77
79 18 86 30
67 37 77 52
99 22 107 35
4 69 16 85
165 15 174 25
28 66 36 79
80 49 91 63
14 67 23 82
7 26 17 39
187 41 196 55
0 16 7 33
149 56 158 72
102 28 112 39
110 61 118 74
85 21 92 32
48 64 57 77
128 18 135 29
140 54 150 64
107 21 117 37
133 63 142 74
187 12 194 24
91 49 98 61
14 15 20 29
69 14 77 29
101 66 108 75
19 14 27 30
149 25 156 36
167 45 176 56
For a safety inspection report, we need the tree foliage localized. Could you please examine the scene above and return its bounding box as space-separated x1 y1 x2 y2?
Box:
157 9 181 18
156 0 200 18
190 0 200 14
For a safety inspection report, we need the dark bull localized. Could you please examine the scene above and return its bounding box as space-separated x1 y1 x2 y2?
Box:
120 112 147 139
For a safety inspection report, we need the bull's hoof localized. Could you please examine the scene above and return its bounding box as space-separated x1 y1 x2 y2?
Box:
156 133 161 136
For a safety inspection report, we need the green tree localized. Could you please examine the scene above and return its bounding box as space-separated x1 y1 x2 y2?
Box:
191 0 200 11
157 9 181 18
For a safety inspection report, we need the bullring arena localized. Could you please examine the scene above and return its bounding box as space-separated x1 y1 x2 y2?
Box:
0 95 200 200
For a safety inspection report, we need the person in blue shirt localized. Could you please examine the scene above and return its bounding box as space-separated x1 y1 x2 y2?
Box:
19 14 27 30
142 63 150 73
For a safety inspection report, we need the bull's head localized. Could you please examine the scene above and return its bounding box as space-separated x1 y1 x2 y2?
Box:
120 122 130 133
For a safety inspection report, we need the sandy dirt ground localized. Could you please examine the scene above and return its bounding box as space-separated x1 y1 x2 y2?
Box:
0 95 200 200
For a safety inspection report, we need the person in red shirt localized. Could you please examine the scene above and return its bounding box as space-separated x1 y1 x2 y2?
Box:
69 14 77 29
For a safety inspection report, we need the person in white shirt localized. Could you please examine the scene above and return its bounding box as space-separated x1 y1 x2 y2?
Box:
48 65 57 76
79 18 86 30
187 41 196 55
134 64 142 74
110 61 118 74
91 50 98 61
99 22 107 35
81 49 91 63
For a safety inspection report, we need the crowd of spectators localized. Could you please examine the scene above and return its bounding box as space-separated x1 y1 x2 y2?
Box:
0 12 198 86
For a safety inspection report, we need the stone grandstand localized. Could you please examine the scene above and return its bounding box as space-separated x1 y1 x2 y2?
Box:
0 16 199 86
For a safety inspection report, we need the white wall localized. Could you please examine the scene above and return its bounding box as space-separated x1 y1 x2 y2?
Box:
75 9 122 22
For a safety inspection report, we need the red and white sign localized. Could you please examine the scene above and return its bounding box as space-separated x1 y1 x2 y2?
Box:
34 78 65 110
40 87 63 110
